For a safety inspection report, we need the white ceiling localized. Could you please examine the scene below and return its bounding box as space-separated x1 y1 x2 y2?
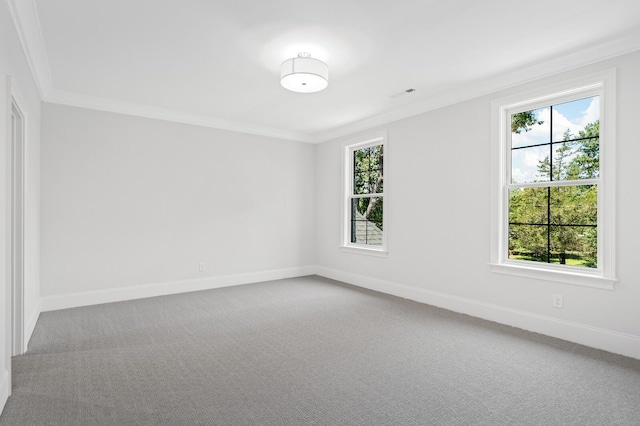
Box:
9 0 640 142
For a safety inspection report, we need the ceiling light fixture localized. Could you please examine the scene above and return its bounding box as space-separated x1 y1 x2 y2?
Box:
280 52 328 93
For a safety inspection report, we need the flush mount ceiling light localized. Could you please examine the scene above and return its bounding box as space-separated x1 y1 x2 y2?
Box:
280 52 328 93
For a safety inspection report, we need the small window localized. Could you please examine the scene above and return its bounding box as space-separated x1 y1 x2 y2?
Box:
491 71 616 288
343 133 387 255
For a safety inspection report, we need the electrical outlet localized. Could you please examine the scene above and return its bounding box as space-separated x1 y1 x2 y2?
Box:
552 294 563 309
199 261 206 272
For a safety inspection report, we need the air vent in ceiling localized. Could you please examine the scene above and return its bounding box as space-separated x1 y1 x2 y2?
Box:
391 88 416 98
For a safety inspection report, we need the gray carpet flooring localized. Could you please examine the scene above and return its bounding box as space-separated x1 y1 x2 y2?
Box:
1 275 639 425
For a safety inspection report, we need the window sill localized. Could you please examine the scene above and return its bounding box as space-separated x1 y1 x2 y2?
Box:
489 262 616 290
340 245 388 257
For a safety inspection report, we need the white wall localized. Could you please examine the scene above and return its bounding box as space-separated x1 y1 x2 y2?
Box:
40 104 315 308
0 2 42 340
41 51 639 358
5 0 636 373
315 51 640 359
0 0 43 409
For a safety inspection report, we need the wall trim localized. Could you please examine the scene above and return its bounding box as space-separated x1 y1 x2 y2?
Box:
42 42 640 145
8 0 640 144
44 91 313 144
24 298 41 350
30 265 640 359
6 0 53 98
314 266 640 360
41 266 316 312
314 38 640 143
0 369 9 414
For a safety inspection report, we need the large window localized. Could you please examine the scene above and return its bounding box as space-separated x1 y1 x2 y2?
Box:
491 72 616 288
343 133 386 254
509 96 599 268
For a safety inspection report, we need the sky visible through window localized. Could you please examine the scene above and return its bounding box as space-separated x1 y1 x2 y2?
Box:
511 97 599 183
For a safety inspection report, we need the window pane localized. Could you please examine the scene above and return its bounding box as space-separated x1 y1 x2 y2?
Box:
550 141 579 181
509 187 548 225
508 224 548 263
550 225 597 268
351 197 383 245
372 144 383 169
354 171 371 194
353 171 383 195
353 144 383 195
372 173 383 194
552 96 599 143
511 145 550 183
508 185 597 269
552 140 599 181
354 145 383 172
574 136 599 179
511 108 549 149
550 185 597 225
550 139 599 181
354 146 370 172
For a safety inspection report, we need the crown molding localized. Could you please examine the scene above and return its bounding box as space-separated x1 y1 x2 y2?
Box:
44 90 314 143
8 0 640 145
6 0 53 98
312 30 640 143
6 0 311 143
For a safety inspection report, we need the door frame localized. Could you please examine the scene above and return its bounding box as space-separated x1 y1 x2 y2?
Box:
10 96 25 356
0 73 13 414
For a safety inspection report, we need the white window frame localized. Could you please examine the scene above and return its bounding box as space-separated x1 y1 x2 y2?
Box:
490 70 616 289
341 131 388 256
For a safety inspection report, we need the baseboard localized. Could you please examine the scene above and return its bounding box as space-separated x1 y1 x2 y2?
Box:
0 369 9 415
35 265 640 359
315 266 640 360
24 299 41 351
41 266 316 312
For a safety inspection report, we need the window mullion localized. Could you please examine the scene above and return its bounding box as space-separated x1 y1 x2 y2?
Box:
507 179 599 189
351 193 384 199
